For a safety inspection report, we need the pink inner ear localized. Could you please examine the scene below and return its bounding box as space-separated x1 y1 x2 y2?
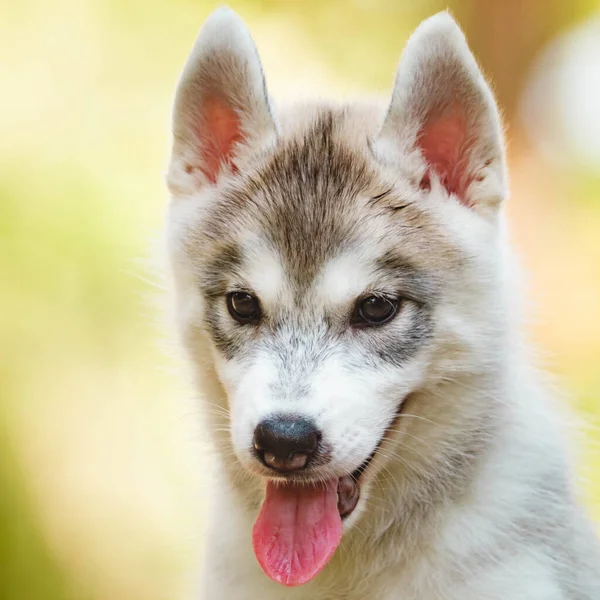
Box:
198 97 243 183
418 107 471 201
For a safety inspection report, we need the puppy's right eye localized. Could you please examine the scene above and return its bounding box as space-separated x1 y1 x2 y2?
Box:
226 292 261 324
352 295 398 327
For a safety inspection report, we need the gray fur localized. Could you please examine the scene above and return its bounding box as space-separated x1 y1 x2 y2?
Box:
166 8 600 600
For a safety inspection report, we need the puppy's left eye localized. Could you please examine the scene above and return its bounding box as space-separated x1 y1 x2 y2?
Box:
227 291 261 324
353 295 397 327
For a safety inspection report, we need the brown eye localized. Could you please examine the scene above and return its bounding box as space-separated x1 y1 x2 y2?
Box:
353 295 397 326
226 292 261 324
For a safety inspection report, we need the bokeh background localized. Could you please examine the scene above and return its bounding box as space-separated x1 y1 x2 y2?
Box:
2 1 600 598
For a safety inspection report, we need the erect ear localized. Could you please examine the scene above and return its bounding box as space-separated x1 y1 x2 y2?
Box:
168 8 276 194
376 12 507 214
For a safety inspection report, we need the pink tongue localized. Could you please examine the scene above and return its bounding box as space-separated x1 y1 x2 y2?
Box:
252 479 342 586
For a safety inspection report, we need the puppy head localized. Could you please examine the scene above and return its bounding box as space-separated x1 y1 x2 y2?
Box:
167 8 507 527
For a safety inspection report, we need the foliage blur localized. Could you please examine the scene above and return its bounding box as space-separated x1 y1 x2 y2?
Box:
1 1 599 598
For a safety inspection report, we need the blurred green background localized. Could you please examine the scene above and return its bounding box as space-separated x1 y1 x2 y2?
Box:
2 1 599 599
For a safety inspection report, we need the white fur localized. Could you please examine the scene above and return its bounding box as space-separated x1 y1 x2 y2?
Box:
166 8 600 599
314 250 382 307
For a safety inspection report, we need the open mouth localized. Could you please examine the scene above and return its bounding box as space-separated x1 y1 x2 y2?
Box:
338 397 407 519
252 403 404 587
337 448 376 518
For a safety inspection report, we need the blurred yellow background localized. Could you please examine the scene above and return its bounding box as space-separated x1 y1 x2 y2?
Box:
2 1 599 599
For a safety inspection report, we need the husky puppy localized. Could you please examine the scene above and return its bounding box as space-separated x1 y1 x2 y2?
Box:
166 7 600 599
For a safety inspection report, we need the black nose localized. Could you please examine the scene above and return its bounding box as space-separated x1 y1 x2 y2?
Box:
253 415 320 472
